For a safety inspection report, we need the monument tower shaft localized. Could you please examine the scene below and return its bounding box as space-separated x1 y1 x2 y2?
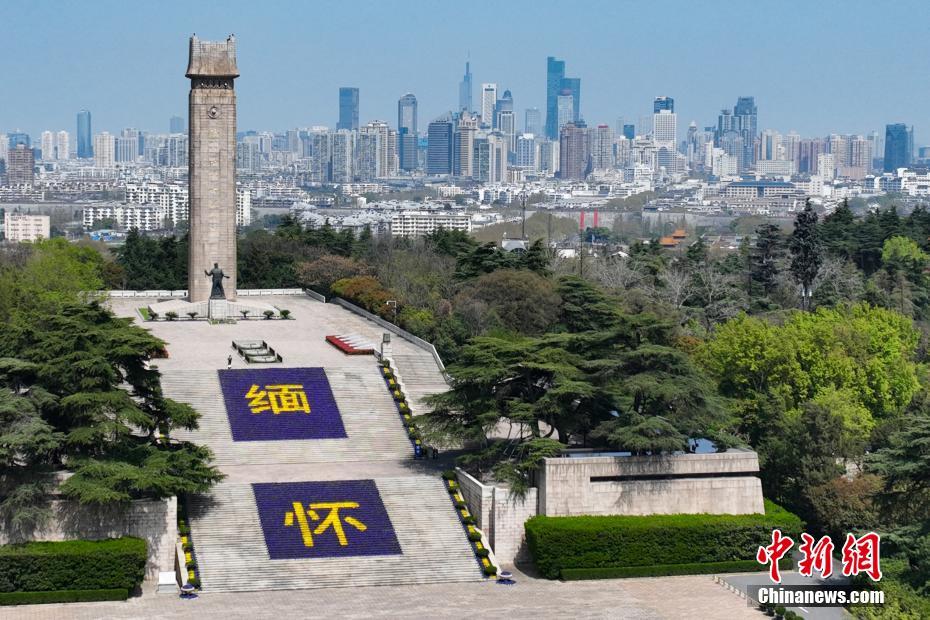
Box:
187 35 239 302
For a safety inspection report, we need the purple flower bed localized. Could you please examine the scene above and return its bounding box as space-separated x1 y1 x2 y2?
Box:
252 480 402 560
218 368 346 441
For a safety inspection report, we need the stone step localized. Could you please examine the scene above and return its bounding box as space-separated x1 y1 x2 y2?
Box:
187 477 484 592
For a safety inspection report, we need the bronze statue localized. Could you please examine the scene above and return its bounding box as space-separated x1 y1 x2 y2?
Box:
205 263 229 299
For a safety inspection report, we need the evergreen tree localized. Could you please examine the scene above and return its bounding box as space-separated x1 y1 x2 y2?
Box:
750 223 784 306
789 200 822 309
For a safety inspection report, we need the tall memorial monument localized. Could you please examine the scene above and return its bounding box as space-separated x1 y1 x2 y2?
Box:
186 35 238 303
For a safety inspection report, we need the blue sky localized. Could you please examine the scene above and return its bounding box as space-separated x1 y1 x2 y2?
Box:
2 0 928 143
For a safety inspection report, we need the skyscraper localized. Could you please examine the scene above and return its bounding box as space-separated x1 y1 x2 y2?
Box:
524 107 542 136
427 117 453 175
77 110 92 158
884 123 913 172
338 87 359 131
495 89 513 128
557 91 574 133
545 56 566 140
734 96 757 169
654 96 674 113
622 124 635 140
170 116 186 133
560 77 581 122
398 93 418 172
453 111 478 177
591 125 614 170
480 83 498 128
458 60 473 113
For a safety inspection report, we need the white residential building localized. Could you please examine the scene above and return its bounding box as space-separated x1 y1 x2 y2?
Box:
390 210 472 237
3 213 50 242
94 132 115 168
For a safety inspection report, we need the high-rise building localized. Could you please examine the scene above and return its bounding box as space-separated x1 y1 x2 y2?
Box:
77 110 92 158
557 90 574 133
170 116 186 133
398 93 418 171
495 89 513 129
458 60 473 113
453 111 478 177
56 130 70 160
884 123 913 172
330 130 354 182
515 133 538 171
558 122 589 180
7 144 35 185
480 83 498 128
545 56 566 140
734 96 757 169
427 118 453 175
40 131 55 161
591 125 614 170
622 124 635 140
560 77 581 123
338 87 359 131
525 108 542 136
93 132 115 167
653 109 677 144
7 132 30 148
654 96 674 113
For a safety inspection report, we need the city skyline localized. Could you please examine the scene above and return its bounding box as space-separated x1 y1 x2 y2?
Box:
1 0 929 143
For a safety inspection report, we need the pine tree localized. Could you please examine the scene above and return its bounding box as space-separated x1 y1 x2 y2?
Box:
750 223 784 306
789 200 822 309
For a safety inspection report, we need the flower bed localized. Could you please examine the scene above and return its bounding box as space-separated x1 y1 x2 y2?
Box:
177 501 200 589
379 361 422 457
442 471 498 578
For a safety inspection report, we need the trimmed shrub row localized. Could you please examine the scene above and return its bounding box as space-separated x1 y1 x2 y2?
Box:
525 500 802 579
0 588 128 606
562 558 793 580
0 538 146 593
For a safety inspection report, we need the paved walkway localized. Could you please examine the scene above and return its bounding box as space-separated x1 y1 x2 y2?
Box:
5 571 764 619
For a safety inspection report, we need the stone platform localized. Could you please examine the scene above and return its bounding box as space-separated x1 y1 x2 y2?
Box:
147 298 280 320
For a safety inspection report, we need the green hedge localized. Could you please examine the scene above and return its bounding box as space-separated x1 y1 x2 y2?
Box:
0 588 128 606
562 558 793 580
525 500 802 579
0 538 146 593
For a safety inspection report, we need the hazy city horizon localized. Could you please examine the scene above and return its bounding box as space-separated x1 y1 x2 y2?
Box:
2 0 928 142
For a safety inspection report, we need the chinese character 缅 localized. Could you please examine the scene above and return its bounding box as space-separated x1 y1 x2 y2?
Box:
842 532 882 581
246 384 310 415
757 529 794 583
798 533 834 579
284 501 368 547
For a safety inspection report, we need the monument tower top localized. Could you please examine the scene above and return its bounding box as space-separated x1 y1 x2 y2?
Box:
186 35 239 78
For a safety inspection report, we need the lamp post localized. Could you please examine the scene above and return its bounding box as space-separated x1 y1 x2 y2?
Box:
520 184 527 240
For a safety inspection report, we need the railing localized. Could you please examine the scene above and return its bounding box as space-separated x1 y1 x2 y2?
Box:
99 288 306 298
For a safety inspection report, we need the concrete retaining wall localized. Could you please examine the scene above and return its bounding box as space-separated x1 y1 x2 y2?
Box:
455 469 537 564
538 450 764 517
0 497 177 578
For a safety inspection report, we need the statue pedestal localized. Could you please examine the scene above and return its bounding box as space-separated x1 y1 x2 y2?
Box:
208 299 229 320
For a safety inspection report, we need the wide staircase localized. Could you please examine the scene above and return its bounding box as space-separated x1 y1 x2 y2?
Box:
391 352 450 416
161 356 484 592
187 478 480 592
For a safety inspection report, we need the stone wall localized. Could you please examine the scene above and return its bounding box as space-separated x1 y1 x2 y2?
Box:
0 497 177 578
490 488 537 563
455 469 536 564
537 450 764 517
